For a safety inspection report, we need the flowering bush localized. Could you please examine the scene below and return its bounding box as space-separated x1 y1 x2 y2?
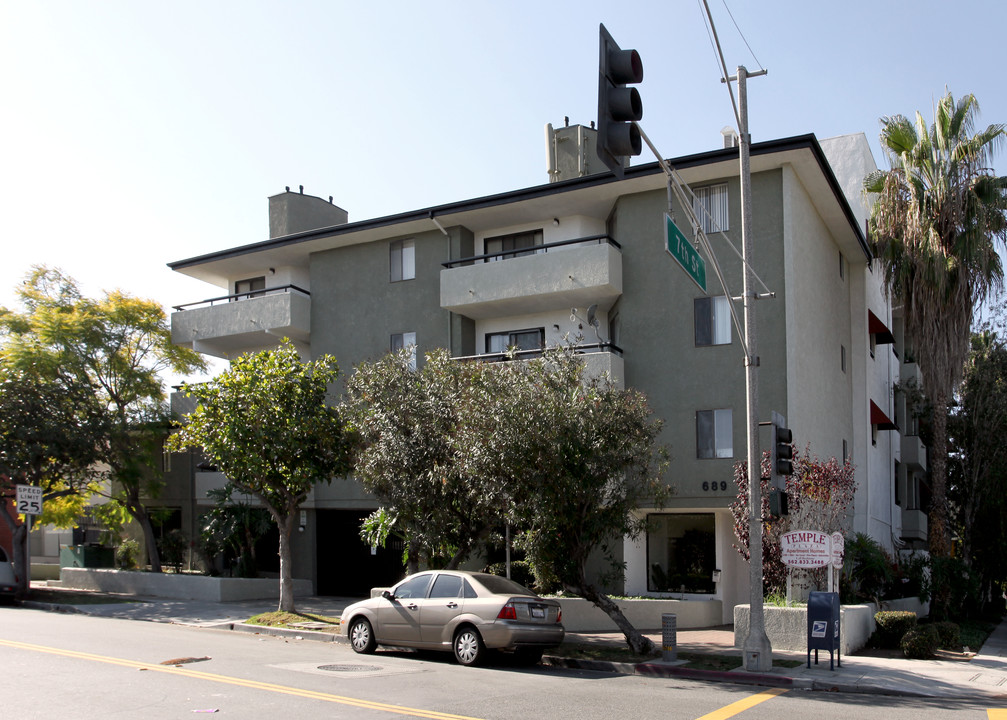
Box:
731 446 856 596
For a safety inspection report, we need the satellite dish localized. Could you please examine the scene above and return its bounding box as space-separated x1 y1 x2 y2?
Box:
587 304 599 328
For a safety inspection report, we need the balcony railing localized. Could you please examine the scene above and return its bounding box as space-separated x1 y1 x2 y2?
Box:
173 284 310 312
442 234 621 268
452 342 623 363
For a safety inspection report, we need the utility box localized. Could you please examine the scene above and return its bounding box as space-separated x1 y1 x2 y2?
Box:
807 591 841 670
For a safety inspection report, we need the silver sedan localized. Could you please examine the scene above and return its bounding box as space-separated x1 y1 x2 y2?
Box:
340 570 564 666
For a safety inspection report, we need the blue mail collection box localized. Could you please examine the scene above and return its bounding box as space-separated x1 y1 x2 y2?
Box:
807 590 841 670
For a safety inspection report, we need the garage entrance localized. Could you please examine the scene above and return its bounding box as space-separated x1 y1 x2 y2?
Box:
315 509 404 596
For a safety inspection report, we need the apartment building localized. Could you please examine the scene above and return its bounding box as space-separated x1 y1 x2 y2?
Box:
167 127 928 621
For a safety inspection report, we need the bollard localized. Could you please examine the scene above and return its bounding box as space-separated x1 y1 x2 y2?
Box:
662 613 677 663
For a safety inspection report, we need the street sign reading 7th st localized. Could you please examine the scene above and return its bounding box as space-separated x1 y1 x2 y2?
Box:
665 213 707 293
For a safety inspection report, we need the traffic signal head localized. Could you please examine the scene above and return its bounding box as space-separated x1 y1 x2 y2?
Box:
774 425 794 477
598 24 644 177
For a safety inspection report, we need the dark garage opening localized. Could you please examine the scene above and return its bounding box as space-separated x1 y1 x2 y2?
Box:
315 509 405 596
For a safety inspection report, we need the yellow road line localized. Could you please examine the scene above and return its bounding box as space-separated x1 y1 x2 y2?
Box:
988 711 1007 719
0 638 483 720
694 687 789 720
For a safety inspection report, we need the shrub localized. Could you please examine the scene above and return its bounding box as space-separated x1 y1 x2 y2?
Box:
873 610 917 648
843 534 894 604
486 560 536 590
901 625 938 659
116 539 140 570
932 621 961 650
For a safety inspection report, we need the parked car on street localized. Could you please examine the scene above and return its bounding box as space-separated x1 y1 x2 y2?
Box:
0 546 17 603
340 570 564 666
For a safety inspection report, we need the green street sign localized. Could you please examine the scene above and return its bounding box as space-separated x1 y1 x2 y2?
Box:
665 213 707 292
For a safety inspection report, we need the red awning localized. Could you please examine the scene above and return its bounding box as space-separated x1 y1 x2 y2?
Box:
868 310 895 344
870 399 899 430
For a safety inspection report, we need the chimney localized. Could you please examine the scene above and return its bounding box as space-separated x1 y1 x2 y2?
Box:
721 126 739 149
545 122 611 182
268 187 348 239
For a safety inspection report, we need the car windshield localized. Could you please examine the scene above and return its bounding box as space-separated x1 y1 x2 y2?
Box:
473 573 537 597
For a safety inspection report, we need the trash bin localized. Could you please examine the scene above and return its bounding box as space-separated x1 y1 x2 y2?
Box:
807 590 841 670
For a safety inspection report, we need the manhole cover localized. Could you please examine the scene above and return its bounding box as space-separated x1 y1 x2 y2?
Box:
317 664 382 673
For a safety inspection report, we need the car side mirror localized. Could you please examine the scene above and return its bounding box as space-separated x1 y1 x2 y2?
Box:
381 589 396 601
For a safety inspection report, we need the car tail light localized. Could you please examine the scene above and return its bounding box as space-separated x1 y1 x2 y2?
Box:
497 602 517 620
556 608 562 624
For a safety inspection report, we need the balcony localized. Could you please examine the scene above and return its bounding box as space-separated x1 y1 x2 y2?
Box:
452 343 625 388
440 236 622 320
901 434 927 472
901 508 927 543
171 285 310 359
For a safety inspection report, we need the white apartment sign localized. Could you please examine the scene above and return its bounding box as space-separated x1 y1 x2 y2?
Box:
780 530 844 569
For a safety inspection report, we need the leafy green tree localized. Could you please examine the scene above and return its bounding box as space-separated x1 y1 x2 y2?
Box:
1 266 206 571
170 341 354 612
345 348 515 572
504 346 669 655
949 322 1007 608
0 366 107 597
866 92 1007 556
347 344 668 654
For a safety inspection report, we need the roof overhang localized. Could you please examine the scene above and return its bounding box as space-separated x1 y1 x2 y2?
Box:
870 399 899 431
168 134 871 290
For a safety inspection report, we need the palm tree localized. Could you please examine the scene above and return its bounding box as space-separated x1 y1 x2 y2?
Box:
866 91 1007 556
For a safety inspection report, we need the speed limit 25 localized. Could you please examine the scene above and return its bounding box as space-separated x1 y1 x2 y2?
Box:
15 485 43 515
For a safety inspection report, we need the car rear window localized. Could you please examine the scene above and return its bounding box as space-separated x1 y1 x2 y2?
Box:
472 574 537 596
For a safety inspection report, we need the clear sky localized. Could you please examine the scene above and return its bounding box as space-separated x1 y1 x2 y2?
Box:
3 0 1005 364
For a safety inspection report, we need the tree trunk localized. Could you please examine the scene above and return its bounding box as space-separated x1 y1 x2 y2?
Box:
276 511 297 613
1 508 29 600
929 388 951 557
568 580 655 655
127 498 163 573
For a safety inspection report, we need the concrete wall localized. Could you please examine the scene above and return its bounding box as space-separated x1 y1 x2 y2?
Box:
60 568 313 602
734 603 875 655
559 597 723 632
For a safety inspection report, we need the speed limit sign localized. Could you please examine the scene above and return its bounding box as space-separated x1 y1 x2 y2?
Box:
15 484 42 516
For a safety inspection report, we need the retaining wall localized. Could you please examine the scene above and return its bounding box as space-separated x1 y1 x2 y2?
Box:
59 568 313 602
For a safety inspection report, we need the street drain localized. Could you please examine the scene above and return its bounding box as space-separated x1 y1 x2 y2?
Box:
317 664 382 673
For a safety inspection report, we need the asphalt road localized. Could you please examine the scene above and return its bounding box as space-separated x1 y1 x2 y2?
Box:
1 606 1003 719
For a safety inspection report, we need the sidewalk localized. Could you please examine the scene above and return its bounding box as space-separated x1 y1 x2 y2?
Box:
20 585 1007 701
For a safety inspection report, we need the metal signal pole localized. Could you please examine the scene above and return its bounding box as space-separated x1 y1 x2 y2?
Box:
735 65 772 672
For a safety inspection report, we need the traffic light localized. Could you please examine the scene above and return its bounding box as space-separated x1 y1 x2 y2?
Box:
597 23 643 177
773 423 794 482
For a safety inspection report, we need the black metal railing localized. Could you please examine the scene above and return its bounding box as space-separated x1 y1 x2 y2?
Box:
452 342 623 363
172 284 310 312
442 234 620 269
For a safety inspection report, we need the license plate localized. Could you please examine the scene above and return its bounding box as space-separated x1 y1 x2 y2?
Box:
531 607 545 619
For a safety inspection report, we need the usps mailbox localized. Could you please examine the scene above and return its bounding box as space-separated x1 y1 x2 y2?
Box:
807 591 841 670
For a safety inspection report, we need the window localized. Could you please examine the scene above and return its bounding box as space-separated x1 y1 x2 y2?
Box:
484 229 543 260
393 573 432 599
390 238 415 282
692 184 729 233
839 251 846 280
234 276 265 299
391 332 417 370
486 328 544 356
429 574 463 599
697 408 733 458
841 345 847 373
894 460 902 507
647 513 716 594
695 296 731 346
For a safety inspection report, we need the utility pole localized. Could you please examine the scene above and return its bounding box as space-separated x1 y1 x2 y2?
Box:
736 65 772 672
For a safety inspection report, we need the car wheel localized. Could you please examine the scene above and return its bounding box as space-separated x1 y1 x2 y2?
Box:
514 647 544 666
348 617 377 654
453 626 486 666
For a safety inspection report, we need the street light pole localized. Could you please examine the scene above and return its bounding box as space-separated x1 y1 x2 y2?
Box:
737 65 773 672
